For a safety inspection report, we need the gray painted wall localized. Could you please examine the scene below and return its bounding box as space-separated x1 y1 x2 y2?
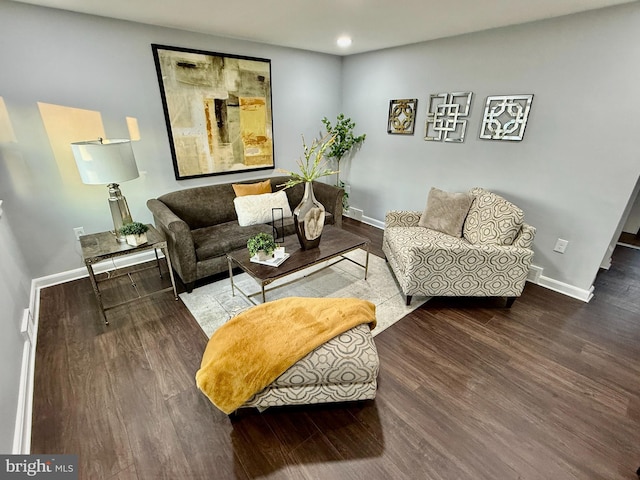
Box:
0 0 342 279
341 3 640 293
0 209 30 453
0 0 341 452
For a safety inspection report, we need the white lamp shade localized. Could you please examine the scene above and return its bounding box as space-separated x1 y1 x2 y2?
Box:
71 138 139 185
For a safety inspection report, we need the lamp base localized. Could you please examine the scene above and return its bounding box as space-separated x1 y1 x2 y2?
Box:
107 183 133 243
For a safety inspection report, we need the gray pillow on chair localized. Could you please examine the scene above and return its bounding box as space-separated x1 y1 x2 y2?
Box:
418 187 473 237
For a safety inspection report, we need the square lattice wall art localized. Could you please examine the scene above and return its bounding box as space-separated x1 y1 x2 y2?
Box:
424 92 473 143
479 94 533 141
387 99 418 135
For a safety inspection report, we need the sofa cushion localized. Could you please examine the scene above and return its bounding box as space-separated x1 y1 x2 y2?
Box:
463 188 523 245
418 187 473 237
232 179 272 197
233 191 293 227
157 183 238 229
192 222 272 260
384 226 471 275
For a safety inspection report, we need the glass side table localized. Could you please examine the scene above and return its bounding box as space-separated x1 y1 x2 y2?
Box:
79 224 178 325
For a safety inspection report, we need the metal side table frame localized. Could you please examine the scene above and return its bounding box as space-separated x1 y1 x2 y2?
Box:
80 225 178 325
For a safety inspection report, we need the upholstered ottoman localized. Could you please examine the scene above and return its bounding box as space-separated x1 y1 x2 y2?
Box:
196 297 379 414
243 322 379 411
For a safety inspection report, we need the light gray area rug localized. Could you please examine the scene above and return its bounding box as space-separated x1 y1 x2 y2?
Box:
180 249 428 338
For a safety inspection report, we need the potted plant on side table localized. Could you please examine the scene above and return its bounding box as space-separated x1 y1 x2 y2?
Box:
119 222 149 247
247 232 277 261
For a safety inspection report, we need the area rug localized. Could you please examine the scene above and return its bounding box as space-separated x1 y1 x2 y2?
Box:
180 249 429 338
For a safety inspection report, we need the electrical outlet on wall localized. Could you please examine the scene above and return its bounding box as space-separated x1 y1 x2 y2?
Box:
554 238 569 253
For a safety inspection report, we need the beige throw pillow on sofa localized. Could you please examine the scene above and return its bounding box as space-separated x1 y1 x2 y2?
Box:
234 191 292 227
418 187 473 237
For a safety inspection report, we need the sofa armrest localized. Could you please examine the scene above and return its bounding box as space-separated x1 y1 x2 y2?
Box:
385 211 422 228
147 199 197 284
513 223 536 249
311 181 343 228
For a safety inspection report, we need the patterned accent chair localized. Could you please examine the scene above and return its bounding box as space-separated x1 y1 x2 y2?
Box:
242 323 379 411
382 188 536 306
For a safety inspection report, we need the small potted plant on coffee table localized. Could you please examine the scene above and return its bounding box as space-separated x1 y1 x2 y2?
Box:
119 222 149 247
247 232 277 261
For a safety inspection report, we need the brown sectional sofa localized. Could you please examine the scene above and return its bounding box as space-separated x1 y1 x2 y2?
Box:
147 176 343 291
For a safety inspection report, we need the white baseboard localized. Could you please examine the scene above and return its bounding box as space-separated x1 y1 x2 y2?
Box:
537 275 594 302
13 309 34 454
527 265 543 283
31 250 160 291
344 209 384 229
362 215 384 230
13 339 31 454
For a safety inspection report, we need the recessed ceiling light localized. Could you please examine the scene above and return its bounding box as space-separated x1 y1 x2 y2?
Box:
337 36 352 48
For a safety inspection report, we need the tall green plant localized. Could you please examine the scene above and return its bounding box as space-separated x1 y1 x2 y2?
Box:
278 134 339 189
321 113 366 209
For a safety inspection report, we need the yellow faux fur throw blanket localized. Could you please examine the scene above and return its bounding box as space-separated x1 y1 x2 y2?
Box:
195 297 376 414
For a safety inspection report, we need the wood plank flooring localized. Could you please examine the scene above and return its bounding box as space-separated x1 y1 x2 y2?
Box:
32 218 640 479
619 231 640 249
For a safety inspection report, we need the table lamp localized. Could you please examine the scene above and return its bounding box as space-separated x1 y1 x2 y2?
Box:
71 138 139 243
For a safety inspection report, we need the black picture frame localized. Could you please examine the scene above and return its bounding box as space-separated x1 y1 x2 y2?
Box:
152 44 275 180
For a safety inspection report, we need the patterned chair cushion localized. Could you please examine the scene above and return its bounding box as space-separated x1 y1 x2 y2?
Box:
384 226 470 276
463 188 524 246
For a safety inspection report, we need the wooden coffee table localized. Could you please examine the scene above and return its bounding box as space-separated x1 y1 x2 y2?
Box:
227 226 369 304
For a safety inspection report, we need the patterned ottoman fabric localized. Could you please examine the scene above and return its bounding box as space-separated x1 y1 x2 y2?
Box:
243 323 379 410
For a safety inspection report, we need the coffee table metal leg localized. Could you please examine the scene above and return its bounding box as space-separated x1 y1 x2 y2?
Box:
364 245 370 280
261 282 266 303
228 257 236 296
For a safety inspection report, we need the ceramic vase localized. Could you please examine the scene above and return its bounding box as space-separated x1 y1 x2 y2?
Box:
125 233 147 247
293 182 325 250
256 250 270 261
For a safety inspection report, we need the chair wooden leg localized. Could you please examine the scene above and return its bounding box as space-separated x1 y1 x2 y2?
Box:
406 295 412 306
505 296 516 308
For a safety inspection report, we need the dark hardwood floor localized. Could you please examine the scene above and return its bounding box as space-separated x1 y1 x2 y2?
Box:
619 231 640 249
32 218 640 479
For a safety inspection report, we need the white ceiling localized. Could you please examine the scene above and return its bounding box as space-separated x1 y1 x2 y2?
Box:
12 0 637 55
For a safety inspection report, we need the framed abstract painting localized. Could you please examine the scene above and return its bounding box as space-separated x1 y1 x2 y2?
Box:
152 44 275 179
